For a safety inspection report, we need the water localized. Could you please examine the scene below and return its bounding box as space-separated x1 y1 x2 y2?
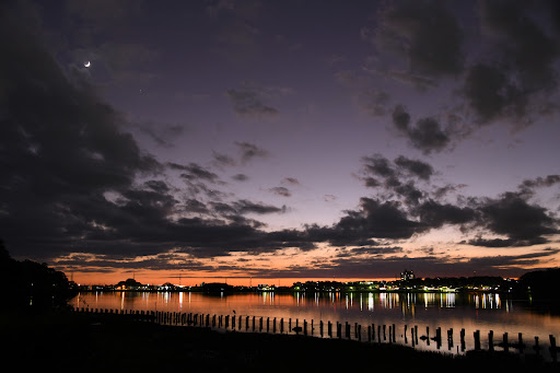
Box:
70 291 560 361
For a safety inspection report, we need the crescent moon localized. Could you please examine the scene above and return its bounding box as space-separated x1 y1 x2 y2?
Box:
84 61 91 68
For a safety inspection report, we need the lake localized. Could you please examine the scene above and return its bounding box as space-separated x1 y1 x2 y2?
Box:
69 291 560 361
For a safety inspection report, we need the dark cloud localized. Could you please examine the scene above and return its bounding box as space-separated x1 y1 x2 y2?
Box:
337 197 423 240
477 193 559 245
460 1 560 127
406 117 451 154
232 199 285 215
390 106 451 154
362 154 396 179
369 0 464 77
394 155 434 180
232 173 249 182
518 175 560 197
281 177 300 185
212 151 237 168
170 162 221 183
269 186 291 197
361 154 433 203
414 200 476 228
0 6 160 259
226 88 278 118
235 141 269 163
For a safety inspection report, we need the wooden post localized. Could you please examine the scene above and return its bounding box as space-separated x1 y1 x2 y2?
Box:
533 336 540 356
320 320 324 337
273 317 276 333
377 324 382 343
337 322 342 339
328 321 332 338
245 315 250 330
266 317 270 332
392 324 396 343
488 330 494 352
549 335 557 362
435 327 442 349
372 324 375 342
460 328 466 352
447 328 453 350
426 326 430 346
517 332 524 354
368 325 372 343
280 318 284 333
383 324 387 341
303 319 308 336
474 330 481 351
503 332 509 353
357 324 361 342
404 325 408 344
345 321 350 339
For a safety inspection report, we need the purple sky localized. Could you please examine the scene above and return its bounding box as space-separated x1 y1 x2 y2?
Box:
1 0 560 285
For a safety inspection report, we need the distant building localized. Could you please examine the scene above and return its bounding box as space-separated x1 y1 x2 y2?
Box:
400 269 415 281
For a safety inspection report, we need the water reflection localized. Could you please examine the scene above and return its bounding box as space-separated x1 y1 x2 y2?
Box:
71 290 560 361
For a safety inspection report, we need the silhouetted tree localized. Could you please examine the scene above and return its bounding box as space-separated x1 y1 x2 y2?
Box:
0 239 78 313
518 267 560 305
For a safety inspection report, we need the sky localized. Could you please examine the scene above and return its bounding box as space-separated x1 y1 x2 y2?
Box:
1 0 560 286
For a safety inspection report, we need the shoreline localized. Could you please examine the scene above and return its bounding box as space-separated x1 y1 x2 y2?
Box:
2 310 559 372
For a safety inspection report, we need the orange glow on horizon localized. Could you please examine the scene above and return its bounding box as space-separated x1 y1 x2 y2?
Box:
64 269 400 287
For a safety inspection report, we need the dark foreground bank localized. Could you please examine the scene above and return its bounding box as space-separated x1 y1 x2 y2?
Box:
1 311 558 373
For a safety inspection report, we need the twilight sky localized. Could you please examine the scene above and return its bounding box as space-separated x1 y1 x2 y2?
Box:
2 0 560 286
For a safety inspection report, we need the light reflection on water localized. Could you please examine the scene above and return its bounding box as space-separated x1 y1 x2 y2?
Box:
71 291 560 360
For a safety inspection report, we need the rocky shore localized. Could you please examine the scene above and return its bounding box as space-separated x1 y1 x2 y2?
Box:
1 310 558 372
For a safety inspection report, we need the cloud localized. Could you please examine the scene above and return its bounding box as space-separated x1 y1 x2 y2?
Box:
477 192 559 245
235 141 269 163
269 186 291 197
227 88 279 118
0 7 161 258
367 0 464 77
390 106 451 154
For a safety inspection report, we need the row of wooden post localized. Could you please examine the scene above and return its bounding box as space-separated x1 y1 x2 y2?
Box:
73 307 558 362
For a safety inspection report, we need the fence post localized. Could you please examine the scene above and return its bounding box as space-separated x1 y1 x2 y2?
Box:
549 335 557 362
474 330 481 351
533 336 541 357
